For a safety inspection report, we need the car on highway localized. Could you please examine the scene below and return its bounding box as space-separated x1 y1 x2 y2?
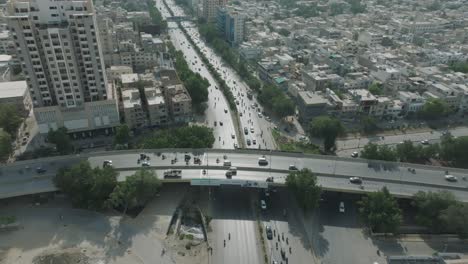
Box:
349 177 362 184
225 170 232 179
231 134 235 139
233 143 238 148
260 199 267 210
141 161 150 167
421 139 429 145
103 160 113 167
244 127 248 135
219 121 223 126
250 127 254 133
258 112 263 118
445 174 457 182
224 109 228 113
288 165 298 170
265 116 271 121
265 226 273 240
258 157 268 166
246 139 251 146
36 167 46 174
339 202 345 213
214 121 217 126
351 151 359 158
253 139 256 145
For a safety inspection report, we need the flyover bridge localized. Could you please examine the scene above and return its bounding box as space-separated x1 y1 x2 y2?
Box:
1 149 467 201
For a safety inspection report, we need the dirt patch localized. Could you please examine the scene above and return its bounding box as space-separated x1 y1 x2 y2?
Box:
32 247 103 264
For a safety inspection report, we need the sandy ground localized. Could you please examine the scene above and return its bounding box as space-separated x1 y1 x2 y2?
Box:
0 184 208 264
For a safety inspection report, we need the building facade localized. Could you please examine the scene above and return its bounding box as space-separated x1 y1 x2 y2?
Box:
6 0 120 134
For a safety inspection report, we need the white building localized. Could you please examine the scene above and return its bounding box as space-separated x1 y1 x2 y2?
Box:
145 87 167 126
6 0 120 134
398 91 425 114
358 31 383 48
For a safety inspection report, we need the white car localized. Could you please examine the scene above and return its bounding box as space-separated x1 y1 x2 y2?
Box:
258 112 263 118
445 175 457 182
260 200 267 210
141 161 150 167
250 127 254 133
351 151 359 158
421 140 429 145
339 202 345 213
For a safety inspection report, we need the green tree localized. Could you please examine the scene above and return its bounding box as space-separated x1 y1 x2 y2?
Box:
107 169 161 214
185 74 209 104
360 116 378 135
114 124 131 145
286 168 321 211
368 82 383 96
396 140 421 163
360 143 397 161
439 136 468 168
273 96 295 118
449 61 468 73
47 127 74 155
140 125 215 148
358 187 402 233
0 130 12 160
308 116 345 151
418 98 450 120
54 161 118 210
440 203 468 238
412 191 457 232
0 104 22 136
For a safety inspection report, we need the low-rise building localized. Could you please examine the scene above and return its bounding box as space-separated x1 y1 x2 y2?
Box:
165 84 192 123
296 91 331 123
0 81 31 116
145 87 168 126
122 89 147 129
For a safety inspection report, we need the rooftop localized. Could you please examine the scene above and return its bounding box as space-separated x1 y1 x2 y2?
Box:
121 73 139 84
298 91 329 105
0 81 27 98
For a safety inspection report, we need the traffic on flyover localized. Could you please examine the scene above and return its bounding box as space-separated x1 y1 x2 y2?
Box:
1 149 467 201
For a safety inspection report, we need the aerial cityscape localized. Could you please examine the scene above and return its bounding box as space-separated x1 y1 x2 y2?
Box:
0 0 467 263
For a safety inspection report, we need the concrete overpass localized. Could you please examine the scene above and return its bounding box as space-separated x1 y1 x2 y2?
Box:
1 149 468 201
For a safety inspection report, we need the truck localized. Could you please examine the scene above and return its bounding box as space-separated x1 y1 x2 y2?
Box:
163 169 182 179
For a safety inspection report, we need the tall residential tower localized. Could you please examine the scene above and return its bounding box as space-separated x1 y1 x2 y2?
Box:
6 0 119 135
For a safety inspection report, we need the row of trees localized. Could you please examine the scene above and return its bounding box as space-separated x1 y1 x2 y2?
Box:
360 135 468 168
168 43 210 112
54 161 161 214
139 125 215 149
147 0 167 29
197 22 294 118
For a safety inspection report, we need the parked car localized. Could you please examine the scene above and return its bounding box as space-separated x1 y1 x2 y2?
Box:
36 167 46 174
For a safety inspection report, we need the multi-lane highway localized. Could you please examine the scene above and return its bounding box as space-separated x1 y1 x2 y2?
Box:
2 149 468 200
157 0 277 150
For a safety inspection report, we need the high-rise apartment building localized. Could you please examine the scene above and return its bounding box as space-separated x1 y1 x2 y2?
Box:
6 0 120 135
217 6 245 46
202 0 227 22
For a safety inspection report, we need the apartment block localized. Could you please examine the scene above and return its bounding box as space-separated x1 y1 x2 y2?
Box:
6 0 120 134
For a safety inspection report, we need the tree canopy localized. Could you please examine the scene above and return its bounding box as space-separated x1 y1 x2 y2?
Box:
114 124 131 146
258 85 295 118
412 191 457 233
308 116 344 151
418 98 450 120
54 161 118 210
286 168 322 211
360 116 378 135
0 130 12 160
360 143 398 161
47 127 74 155
449 61 468 73
140 125 215 149
107 169 161 214
0 104 22 136
368 82 383 96
358 187 402 233
439 136 468 168
440 203 468 238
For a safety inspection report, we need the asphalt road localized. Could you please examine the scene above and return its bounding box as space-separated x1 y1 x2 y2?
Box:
260 188 316 264
210 187 262 264
336 127 468 157
156 0 237 150
159 0 277 150
314 192 386 264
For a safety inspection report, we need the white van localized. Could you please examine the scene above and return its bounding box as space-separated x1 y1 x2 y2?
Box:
229 167 237 175
258 157 268 166
223 160 231 166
